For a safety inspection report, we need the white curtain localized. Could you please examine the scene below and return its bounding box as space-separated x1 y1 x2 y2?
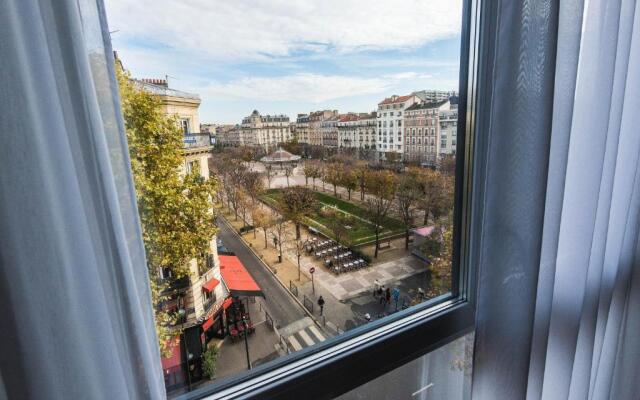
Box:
473 0 640 398
0 1 164 399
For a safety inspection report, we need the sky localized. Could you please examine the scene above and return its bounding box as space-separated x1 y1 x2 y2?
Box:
105 0 463 124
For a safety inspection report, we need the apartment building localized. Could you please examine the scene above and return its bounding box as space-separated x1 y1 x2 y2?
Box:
321 116 340 149
337 112 377 151
137 78 229 383
241 110 291 152
309 110 339 146
414 89 458 103
376 94 420 159
404 100 450 165
439 107 459 156
294 113 310 144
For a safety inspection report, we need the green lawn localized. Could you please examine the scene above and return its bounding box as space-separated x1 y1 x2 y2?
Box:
260 189 406 245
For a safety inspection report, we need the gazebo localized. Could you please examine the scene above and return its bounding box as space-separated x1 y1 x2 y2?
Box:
260 148 301 170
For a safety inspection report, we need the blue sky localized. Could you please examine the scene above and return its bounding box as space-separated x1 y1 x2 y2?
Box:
106 0 463 124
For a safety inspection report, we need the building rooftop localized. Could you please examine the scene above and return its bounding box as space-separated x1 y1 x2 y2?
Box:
135 79 200 100
405 100 449 111
378 94 414 105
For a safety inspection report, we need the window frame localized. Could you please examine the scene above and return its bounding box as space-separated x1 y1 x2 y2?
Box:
179 0 483 398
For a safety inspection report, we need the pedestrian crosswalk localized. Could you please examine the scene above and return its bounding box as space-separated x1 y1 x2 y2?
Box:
285 324 326 352
276 318 328 355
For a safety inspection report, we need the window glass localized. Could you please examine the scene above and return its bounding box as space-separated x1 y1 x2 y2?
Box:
106 0 463 396
336 333 474 400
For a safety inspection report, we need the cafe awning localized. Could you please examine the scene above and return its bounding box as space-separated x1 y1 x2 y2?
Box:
202 316 214 332
161 337 182 371
219 255 264 297
202 277 220 293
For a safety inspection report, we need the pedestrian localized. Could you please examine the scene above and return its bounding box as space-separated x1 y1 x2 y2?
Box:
373 279 380 297
317 296 325 316
379 285 385 304
385 288 391 307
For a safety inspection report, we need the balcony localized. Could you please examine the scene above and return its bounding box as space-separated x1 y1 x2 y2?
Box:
183 133 212 150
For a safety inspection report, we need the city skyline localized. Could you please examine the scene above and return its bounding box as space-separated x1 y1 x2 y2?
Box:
105 0 463 124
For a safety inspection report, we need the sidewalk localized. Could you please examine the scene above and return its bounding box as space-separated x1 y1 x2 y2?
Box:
214 298 280 380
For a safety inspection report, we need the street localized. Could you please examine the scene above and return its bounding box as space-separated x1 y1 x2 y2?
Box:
216 216 308 328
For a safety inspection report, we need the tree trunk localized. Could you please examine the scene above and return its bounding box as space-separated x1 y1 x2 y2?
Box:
305 176 308 186
312 178 316 190
295 223 301 239
333 184 337 196
264 230 268 249
405 229 410 250
347 189 351 200
278 243 282 263
423 209 429 225
374 231 379 258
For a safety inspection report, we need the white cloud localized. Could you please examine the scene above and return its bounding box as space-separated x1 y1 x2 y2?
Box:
105 0 463 62
197 72 439 103
202 74 388 102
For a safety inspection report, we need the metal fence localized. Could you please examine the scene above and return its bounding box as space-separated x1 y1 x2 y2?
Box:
265 310 274 330
303 295 314 313
289 280 299 297
279 334 291 354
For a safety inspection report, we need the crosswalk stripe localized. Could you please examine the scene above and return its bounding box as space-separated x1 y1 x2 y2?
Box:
308 325 326 342
288 335 303 351
298 330 315 346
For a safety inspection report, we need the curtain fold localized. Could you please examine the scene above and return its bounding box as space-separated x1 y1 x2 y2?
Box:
473 0 640 398
0 1 164 399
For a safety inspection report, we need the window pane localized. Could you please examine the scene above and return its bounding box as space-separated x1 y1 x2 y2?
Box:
106 0 464 396
336 332 474 400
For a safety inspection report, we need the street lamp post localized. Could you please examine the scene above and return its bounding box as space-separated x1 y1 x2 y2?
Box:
242 316 252 370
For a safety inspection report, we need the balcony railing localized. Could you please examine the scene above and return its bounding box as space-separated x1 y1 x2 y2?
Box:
183 133 212 149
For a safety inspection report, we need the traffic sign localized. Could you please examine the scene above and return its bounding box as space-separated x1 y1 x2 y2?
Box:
309 267 316 274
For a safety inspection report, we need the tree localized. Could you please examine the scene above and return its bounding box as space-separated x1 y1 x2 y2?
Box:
279 187 317 239
439 154 457 177
252 207 275 248
416 169 454 225
265 164 273 189
283 165 293 187
273 216 288 263
236 190 251 228
117 67 218 357
339 168 358 200
202 345 218 380
323 208 352 258
355 161 369 201
242 170 264 212
309 161 322 190
282 138 301 155
302 161 317 187
422 222 453 298
397 171 421 249
325 163 341 196
364 170 398 258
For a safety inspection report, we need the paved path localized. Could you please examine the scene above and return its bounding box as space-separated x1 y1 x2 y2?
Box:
216 216 307 329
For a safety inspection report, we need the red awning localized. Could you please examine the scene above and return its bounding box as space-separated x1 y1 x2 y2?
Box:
222 297 234 310
219 255 263 297
161 337 182 370
202 316 214 332
202 277 220 293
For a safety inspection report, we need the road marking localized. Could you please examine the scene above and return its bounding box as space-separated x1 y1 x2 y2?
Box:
412 383 434 397
288 335 303 352
308 325 326 341
298 330 315 346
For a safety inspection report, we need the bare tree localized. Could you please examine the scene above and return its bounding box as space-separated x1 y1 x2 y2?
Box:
397 170 421 249
273 216 288 263
253 208 275 248
364 170 398 258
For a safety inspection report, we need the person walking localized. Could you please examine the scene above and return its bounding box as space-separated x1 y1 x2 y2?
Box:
385 288 391 309
379 285 386 304
373 279 380 298
317 296 325 316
